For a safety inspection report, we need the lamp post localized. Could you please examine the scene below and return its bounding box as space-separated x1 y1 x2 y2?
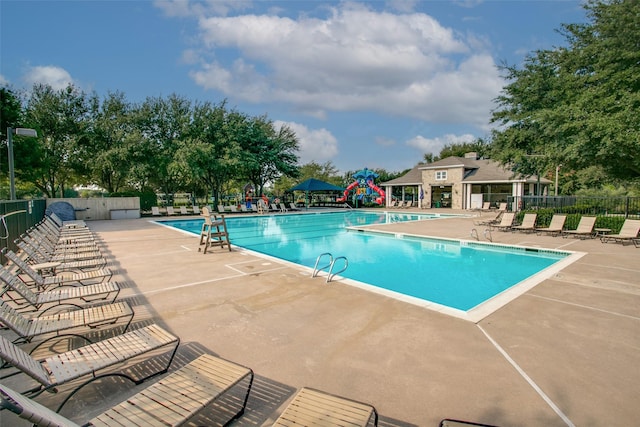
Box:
554 164 562 196
7 127 38 200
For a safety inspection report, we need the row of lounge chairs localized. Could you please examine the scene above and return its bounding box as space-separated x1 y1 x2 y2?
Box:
151 205 201 216
479 211 640 244
2 213 382 426
218 201 301 214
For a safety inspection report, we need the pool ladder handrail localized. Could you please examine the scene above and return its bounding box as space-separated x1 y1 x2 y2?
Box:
470 228 493 242
312 252 349 283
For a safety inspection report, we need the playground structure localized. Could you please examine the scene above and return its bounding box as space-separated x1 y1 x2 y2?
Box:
337 168 386 205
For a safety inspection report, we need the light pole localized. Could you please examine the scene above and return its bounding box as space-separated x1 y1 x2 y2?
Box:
7 127 38 200
554 164 562 196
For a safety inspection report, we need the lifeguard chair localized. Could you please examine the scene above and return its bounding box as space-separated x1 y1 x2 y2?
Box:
198 206 231 253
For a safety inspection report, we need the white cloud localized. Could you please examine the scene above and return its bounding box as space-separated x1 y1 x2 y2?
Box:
179 3 502 127
23 66 74 91
406 133 475 155
0 74 8 86
275 120 338 164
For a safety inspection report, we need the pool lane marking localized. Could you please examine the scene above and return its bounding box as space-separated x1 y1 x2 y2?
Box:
477 325 576 427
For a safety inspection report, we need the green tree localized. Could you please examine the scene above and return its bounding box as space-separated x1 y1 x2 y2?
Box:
491 0 640 185
134 94 192 201
171 100 241 207
22 84 91 197
1 87 25 198
81 91 136 193
238 115 300 197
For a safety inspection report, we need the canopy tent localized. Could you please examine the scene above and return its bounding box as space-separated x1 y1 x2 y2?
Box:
288 178 344 209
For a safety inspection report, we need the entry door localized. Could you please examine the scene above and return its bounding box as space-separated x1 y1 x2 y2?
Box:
431 186 453 208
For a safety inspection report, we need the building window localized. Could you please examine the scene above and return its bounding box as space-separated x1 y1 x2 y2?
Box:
435 171 447 181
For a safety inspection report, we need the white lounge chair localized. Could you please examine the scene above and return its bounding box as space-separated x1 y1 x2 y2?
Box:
0 353 254 426
600 219 640 247
562 216 597 239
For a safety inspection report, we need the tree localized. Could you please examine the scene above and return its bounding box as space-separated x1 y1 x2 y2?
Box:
1 87 25 197
171 100 241 207
22 84 91 197
134 94 192 200
237 115 300 197
491 0 640 185
80 91 136 193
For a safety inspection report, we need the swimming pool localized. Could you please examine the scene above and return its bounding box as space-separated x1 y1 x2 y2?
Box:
158 211 576 320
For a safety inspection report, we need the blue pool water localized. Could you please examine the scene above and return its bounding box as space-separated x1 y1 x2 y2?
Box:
159 211 568 312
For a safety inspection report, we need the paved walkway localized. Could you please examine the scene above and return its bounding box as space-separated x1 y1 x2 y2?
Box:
3 209 639 426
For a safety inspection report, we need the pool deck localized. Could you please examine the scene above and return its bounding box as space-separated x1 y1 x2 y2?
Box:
3 209 639 426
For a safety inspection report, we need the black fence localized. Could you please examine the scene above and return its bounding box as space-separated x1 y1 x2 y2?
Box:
509 196 640 218
507 196 640 233
0 199 47 264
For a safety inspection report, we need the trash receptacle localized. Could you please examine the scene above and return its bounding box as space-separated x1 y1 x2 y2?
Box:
434 201 441 208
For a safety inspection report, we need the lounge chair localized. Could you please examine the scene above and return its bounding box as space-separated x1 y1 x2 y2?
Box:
511 213 537 233
562 216 597 239
490 212 515 231
279 203 289 212
497 202 507 211
18 234 104 264
4 249 112 288
0 353 254 426
535 214 567 236
151 206 162 216
272 387 378 426
0 323 178 397
217 204 227 213
600 219 640 247
0 267 120 312
289 202 301 211
228 205 239 213
474 210 503 227
166 206 177 216
192 205 201 215
15 240 107 271
270 203 281 212
476 202 491 211
179 206 189 215
0 299 134 344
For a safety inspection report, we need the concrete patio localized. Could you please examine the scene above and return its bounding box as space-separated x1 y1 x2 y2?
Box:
2 209 639 426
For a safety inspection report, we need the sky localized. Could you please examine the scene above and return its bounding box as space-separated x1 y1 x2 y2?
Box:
0 0 587 174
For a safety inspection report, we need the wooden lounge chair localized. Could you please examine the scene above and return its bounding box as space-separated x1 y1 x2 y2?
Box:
0 323 178 397
0 353 254 426
535 214 567 236
562 216 597 239
4 250 112 288
272 387 378 426
0 267 120 312
600 219 640 247
511 213 537 233
0 299 134 344
490 212 515 231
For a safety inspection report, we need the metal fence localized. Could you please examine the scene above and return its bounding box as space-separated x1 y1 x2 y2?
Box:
0 199 47 264
509 196 640 218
